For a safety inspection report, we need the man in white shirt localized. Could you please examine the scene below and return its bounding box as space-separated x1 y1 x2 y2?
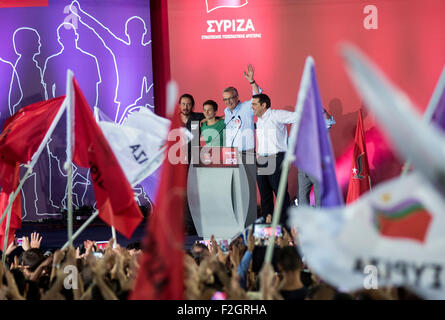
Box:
252 93 295 226
222 64 262 226
223 64 261 152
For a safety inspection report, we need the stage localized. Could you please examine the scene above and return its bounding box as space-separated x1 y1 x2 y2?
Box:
14 219 201 251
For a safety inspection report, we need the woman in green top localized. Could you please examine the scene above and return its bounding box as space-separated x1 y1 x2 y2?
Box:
201 99 226 147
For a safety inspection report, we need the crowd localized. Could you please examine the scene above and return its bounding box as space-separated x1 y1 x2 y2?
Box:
0 228 421 300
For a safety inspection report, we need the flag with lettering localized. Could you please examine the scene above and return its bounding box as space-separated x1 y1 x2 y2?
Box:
71 79 143 239
130 109 187 300
290 57 343 207
289 172 445 299
346 109 371 203
99 108 171 186
0 96 65 193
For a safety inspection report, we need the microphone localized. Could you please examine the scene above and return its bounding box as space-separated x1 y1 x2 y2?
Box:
212 116 233 144
231 115 242 148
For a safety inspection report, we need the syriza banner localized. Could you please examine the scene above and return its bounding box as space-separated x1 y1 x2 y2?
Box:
0 0 154 221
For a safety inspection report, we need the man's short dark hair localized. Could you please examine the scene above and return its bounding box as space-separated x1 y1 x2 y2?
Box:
179 93 195 107
252 93 271 109
203 99 218 112
277 246 303 272
21 248 44 272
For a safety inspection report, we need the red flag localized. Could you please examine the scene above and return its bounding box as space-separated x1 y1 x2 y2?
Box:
130 110 187 300
346 109 371 203
72 79 143 239
0 163 22 248
0 96 65 193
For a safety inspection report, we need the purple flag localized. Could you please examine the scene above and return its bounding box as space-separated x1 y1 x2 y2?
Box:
430 72 445 131
293 61 343 207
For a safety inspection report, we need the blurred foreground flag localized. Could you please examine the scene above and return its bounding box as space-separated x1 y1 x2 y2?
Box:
346 109 371 203
342 45 445 194
130 82 186 300
289 57 343 207
289 172 445 299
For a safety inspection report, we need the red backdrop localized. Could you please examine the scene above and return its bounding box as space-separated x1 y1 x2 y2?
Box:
167 0 445 198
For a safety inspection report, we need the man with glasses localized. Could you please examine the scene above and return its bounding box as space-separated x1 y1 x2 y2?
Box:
222 64 261 151
222 64 262 225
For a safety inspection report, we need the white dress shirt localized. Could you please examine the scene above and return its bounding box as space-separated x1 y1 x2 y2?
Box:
256 108 298 156
224 86 262 151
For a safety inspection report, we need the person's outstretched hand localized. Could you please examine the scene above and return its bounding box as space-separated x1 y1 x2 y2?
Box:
70 0 81 13
5 240 17 256
30 232 42 249
21 236 30 251
243 64 255 83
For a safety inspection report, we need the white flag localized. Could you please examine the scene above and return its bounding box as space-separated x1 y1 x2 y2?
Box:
289 172 445 299
122 107 171 143
99 108 190 186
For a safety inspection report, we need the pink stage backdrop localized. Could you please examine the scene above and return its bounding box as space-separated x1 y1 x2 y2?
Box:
167 0 445 198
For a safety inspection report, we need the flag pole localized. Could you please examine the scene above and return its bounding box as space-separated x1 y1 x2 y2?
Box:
1 95 68 263
401 65 445 175
61 210 99 250
263 57 313 266
59 150 164 249
0 99 68 227
92 106 117 247
65 70 75 248
1 193 14 266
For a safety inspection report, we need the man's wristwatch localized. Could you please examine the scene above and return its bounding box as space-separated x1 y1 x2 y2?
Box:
250 80 255 85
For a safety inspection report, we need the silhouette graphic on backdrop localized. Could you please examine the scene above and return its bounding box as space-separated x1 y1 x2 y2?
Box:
7 28 49 218
70 0 153 124
43 22 99 212
0 57 15 123
0 3 152 220
10 27 46 114
43 22 101 107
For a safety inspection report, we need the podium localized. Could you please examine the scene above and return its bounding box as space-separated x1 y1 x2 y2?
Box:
187 146 257 239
